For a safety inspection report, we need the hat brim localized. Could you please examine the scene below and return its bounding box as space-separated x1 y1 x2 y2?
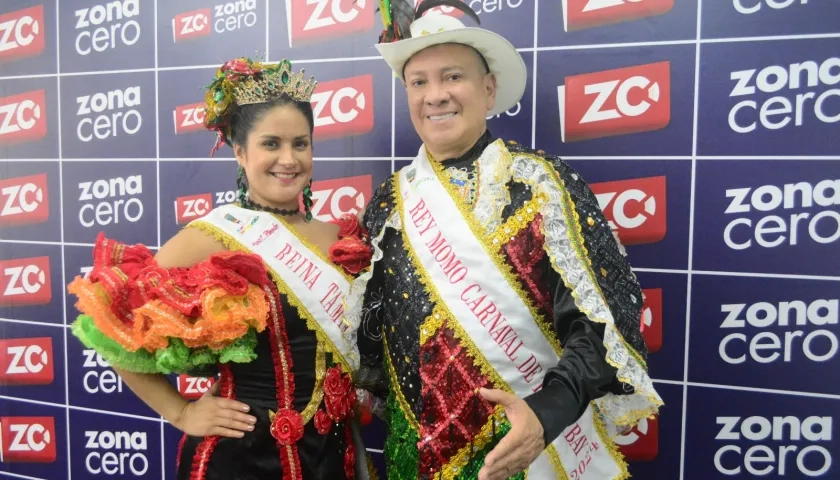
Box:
375 27 527 118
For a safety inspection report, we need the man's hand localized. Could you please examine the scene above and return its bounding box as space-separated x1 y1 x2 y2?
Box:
478 388 545 480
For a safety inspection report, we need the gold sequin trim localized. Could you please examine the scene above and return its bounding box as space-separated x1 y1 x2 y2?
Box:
383 337 420 432
593 404 631 480
438 405 505 479
301 341 326 424
418 311 444 346
489 193 546 247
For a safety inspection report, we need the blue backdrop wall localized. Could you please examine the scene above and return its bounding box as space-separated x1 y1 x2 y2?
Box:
1 0 839 479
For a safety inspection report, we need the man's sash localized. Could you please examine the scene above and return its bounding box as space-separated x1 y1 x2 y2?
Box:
194 204 358 371
397 149 622 479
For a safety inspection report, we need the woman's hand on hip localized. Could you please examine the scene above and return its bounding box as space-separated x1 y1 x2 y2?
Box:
174 382 257 438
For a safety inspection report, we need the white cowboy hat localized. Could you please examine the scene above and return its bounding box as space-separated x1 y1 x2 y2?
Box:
375 13 527 117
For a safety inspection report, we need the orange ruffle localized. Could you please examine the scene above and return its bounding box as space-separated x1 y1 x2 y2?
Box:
67 233 274 354
69 276 268 354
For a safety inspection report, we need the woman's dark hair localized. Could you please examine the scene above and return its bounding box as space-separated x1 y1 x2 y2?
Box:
228 94 315 148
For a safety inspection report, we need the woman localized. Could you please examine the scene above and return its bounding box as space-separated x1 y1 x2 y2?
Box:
67 57 373 479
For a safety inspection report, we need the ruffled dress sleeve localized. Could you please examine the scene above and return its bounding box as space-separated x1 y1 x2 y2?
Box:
67 232 272 375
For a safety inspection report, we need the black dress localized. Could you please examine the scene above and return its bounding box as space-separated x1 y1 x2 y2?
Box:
67 213 371 480
175 302 350 480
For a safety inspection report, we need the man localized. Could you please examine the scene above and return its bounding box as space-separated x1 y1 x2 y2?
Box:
346 5 663 480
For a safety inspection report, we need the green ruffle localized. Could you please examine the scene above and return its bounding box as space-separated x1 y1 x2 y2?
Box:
70 314 259 375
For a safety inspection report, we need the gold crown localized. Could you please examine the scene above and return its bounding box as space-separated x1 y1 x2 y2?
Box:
233 61 318 106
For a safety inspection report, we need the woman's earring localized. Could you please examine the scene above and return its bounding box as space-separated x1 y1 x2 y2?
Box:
236 165 248 205
302 178 313 222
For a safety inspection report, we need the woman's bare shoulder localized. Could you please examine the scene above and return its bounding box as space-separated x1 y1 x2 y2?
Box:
154 226 227 268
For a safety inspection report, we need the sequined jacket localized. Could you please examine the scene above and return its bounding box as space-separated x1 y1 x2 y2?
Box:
355 132 654 479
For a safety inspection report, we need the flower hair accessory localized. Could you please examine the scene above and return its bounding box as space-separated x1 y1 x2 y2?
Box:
376 0 480 43
203 57 318 156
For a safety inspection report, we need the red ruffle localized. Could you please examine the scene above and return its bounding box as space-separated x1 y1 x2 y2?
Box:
87 232 272 328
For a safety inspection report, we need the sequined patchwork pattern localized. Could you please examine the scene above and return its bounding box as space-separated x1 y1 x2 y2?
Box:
417 323 494 478
502 216 553 315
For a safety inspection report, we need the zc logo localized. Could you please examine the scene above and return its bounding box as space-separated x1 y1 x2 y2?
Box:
288 0 374 47
177 374 215 399
615 416 659 461
172 1 258 43
0 338 54 386
0 5 45 62
0 256 52 307
311 75 375 140
0 90 47 144
558 61 671 142
173 102 206 134
310 175 372 222
175 193 213 224
561 0 674 32
590 176 667 245
0 173 49 227
0 416 57 463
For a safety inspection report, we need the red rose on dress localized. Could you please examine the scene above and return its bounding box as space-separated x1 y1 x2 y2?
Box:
314 409 332 435
324 366 355 420
328 238 371 275
269 409 304 445
334 214 362 238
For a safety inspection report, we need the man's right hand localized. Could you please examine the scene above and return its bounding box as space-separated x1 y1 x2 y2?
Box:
174 382 257 438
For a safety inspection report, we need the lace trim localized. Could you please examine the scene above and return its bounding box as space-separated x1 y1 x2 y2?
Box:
262 279 303 480
510 152 663 433
419 311 445 346
301 341 327 424
469 138 512 233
